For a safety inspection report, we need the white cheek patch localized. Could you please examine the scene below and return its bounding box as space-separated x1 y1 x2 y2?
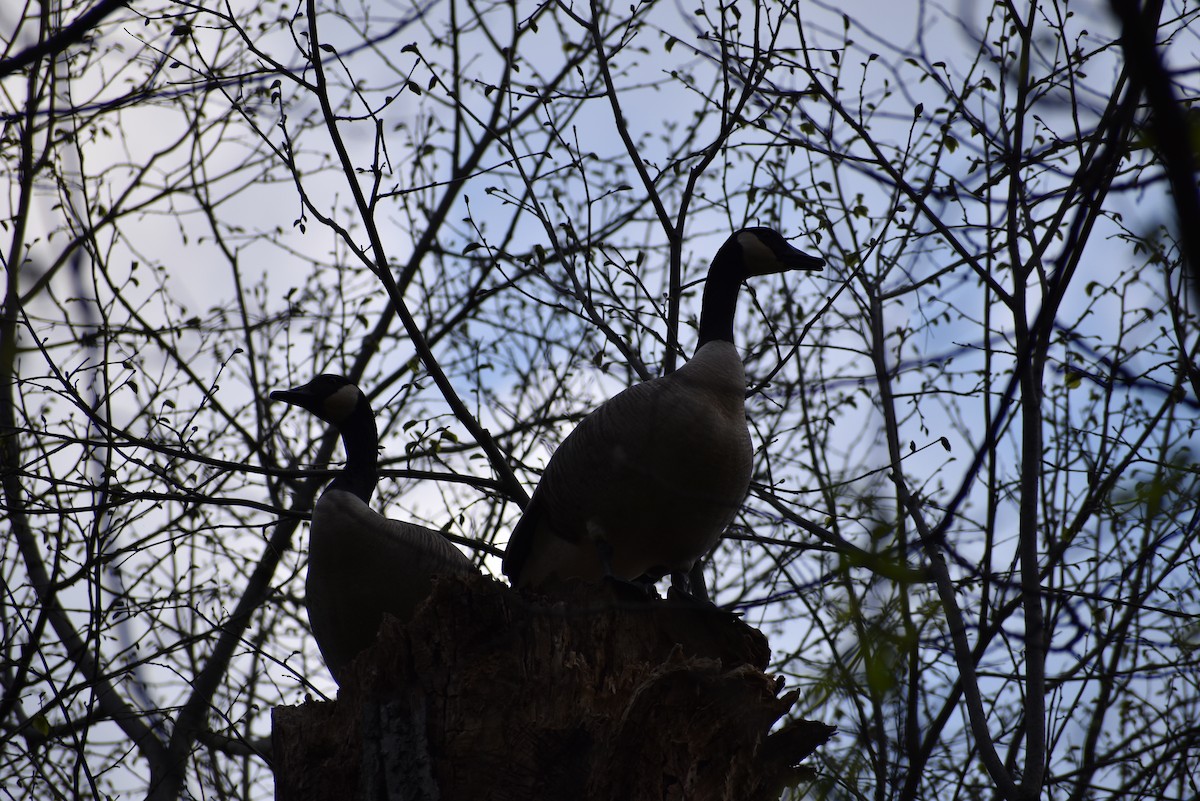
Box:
737 231 779 275
323 384 360 423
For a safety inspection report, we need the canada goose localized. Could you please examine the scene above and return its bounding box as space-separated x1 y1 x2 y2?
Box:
503 228 823 598
271 374 475 684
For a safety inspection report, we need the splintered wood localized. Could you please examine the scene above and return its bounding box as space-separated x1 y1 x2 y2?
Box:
272 573 833 800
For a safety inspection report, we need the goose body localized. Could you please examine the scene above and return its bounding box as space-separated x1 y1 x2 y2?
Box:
503 228 823 596
272 375 475 684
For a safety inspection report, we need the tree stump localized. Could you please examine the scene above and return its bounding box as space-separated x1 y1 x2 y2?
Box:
272 572 834 800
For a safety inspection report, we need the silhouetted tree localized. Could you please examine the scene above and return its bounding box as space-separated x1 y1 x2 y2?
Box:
2 0 1197 798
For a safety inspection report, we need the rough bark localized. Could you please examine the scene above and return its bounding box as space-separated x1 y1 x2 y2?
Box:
273 573 833 800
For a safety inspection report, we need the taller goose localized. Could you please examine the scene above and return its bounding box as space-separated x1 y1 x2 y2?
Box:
271 374 475 684
503 228 823 597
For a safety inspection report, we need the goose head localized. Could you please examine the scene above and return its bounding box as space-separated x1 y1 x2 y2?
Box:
699 227 824 346
730 227 825 277
270 374 366 426
271 374 379 503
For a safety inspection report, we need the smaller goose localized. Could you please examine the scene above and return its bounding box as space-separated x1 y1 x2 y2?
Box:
272 374 475 684
503 228 823 598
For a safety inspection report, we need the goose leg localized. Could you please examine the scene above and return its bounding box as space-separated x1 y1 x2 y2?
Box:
669 561 712 604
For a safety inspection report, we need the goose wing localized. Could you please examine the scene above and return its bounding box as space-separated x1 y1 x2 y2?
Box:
306 489 475 681
504 350 751 588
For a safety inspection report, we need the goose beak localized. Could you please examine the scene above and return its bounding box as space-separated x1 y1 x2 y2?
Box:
780 248 825 272
270 387 308 406
752 245 824 277
270 385 322 415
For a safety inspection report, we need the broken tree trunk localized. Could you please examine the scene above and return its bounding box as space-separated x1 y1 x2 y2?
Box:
272 572 833 800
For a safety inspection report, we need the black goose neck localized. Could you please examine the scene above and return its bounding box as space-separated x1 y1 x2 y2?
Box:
698 243 745 346
327 399 379 504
